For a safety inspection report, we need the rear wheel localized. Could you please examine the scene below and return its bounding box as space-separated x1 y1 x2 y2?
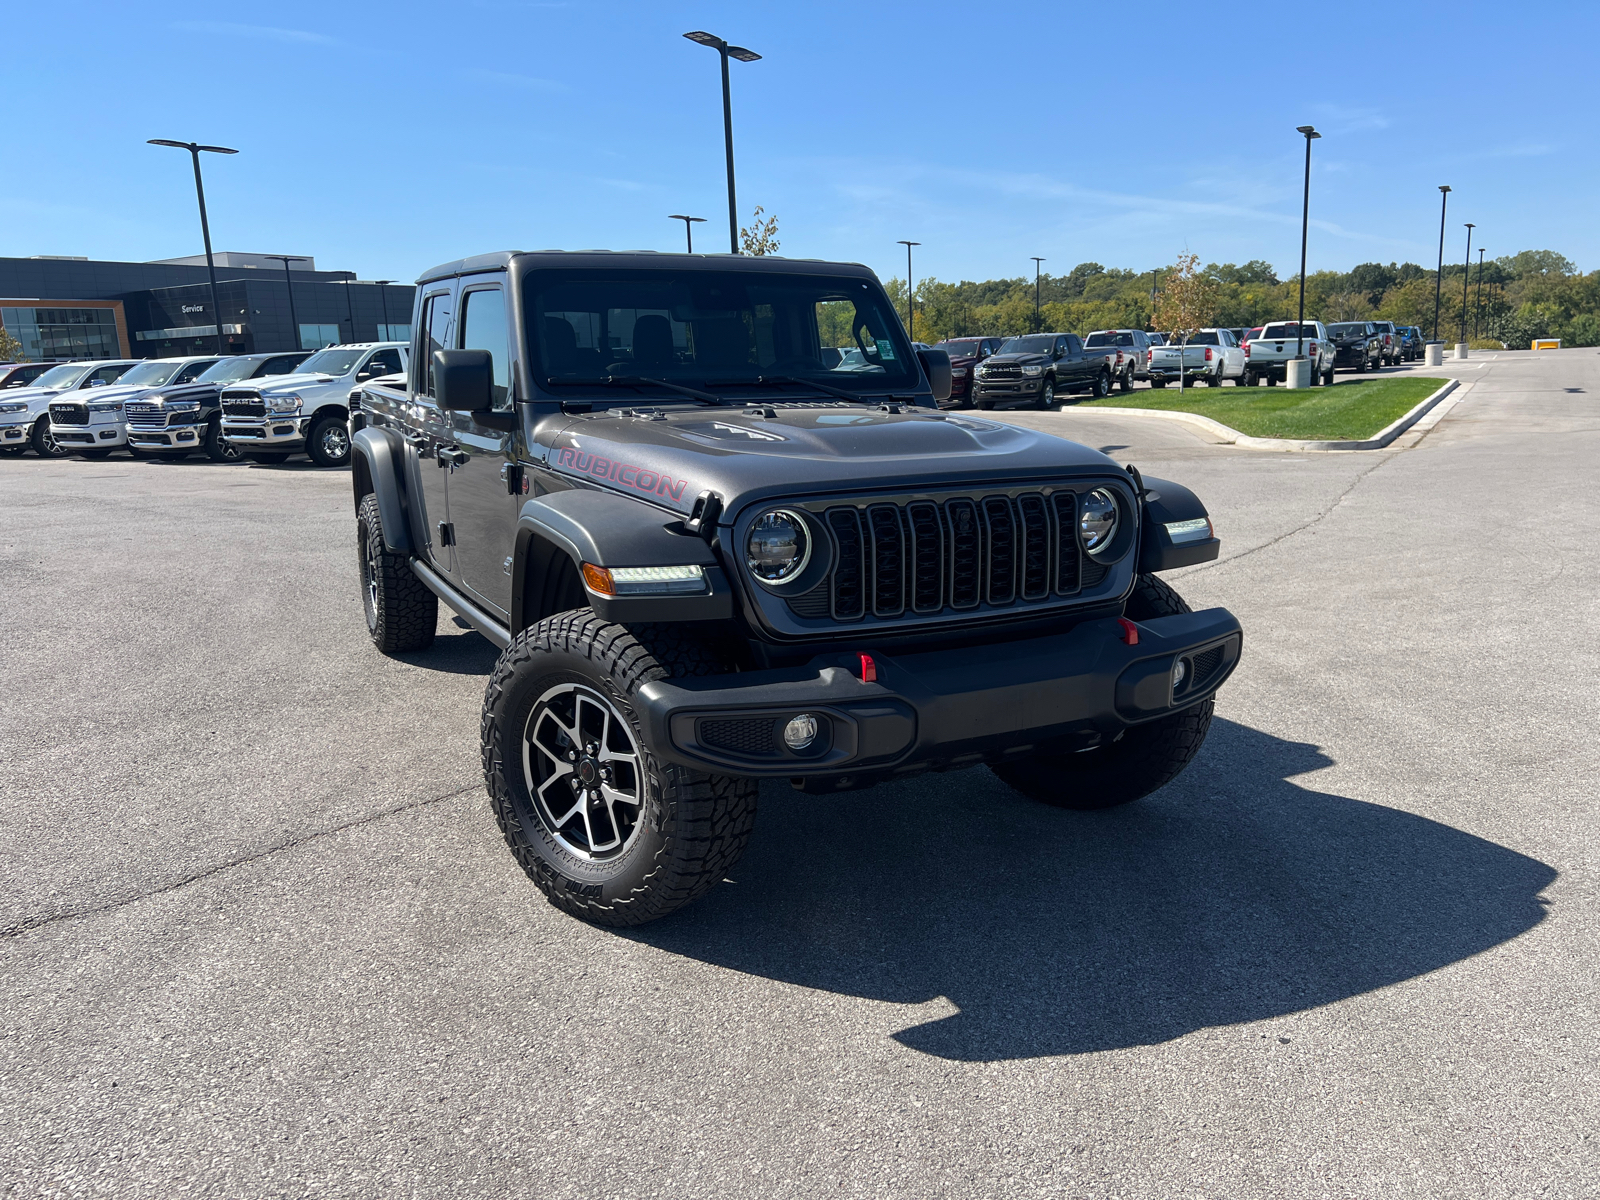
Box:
30 417 68 459
306 414 351 468
1322 364 1335 386
482 613 758 927
357 492 437 654
1091 370 1111 398
992 575 1214 810
1118 366 1134 393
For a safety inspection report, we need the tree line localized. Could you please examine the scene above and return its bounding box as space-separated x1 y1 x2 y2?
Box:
881 250 1600 349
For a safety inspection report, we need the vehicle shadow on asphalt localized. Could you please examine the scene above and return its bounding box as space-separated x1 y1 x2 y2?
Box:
630 718 1556 1062
395 624 502 675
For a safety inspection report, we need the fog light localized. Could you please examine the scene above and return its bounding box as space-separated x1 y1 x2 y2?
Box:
783 714 819 751
1172 658 1188 690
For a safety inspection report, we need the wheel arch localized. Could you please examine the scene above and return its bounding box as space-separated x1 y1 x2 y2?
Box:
351 426 413 554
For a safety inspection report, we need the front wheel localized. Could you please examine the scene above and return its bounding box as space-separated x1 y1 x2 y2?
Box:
306 414 351 468
991 574 1214 810
30 417 68 459
482 613 758 927
1038 378 1054 409
204 419 242 463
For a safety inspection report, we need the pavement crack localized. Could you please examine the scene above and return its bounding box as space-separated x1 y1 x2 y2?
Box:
0 781 480 941
1182 453 1396 577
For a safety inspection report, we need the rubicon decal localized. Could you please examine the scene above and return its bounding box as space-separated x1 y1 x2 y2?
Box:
556 447 690 502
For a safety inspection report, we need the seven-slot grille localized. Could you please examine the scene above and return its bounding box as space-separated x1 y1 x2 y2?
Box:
49 403 88 425
790 489 1106 624
124 403 167 430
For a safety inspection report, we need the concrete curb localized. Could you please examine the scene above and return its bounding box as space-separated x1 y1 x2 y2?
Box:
1072 378 1461 452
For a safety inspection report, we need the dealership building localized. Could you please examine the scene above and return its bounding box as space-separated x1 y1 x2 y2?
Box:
0 252 416 361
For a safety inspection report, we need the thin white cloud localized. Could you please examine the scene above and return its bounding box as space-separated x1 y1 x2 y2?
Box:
467 69 568 93
171 20 334 45
1308 104 1391 133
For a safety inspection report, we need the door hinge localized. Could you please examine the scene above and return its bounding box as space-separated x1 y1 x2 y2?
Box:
500 462 525 496
502 555 514 576
436 521 455 547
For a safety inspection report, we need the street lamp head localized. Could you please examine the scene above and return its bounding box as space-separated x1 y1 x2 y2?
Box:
1439 185 1452 194
898 240 920 248
1464 222 1476 230
1296 125 1320 138
683 30 723 47
669 214 706 223
726 46 761 62
196 145 238 155
148 139 237 155
147 138 192 149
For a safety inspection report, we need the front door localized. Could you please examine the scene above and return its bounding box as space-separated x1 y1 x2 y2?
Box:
410 288 456 579
447 280 519 617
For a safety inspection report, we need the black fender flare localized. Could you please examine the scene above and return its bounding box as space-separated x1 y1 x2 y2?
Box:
1137 477 1221 573
512 489 732 632
351 426 413 554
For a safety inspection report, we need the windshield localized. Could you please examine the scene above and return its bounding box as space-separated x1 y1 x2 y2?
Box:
1326 324 1368 338
199 357 269 383
937 339 985 357
998 335 1056 355
294 348 364 376
1084 332 1134 347
115 360 189 388
1262 323 1318 339
29 363 95 390
525 269 918 398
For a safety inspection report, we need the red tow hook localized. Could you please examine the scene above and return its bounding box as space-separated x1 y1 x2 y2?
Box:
857 652 878 683
1116 618 1140 645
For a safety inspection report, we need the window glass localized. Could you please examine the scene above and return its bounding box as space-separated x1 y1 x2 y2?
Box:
377 323 412 343
115 359 188 388
363 348 403 378
298 323 341 351
1065 335 1082 354
998 335 1055 355
87 365 131 386
175 360 217 384
420 293 453 397
1186 332 1220 345
460 289 511 409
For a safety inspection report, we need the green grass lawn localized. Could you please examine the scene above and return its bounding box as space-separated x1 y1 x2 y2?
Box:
1077 375 1447 440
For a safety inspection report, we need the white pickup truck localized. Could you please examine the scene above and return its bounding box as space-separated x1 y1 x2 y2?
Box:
1147 328 1247 388
219 342 407 467
1242 321 1335 387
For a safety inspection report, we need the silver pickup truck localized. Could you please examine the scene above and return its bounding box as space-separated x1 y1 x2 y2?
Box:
1242 321 1335 387
1147 329 1247 388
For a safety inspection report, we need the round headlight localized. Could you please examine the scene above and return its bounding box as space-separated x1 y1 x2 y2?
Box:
746 509 811 582
1079 489 1118 553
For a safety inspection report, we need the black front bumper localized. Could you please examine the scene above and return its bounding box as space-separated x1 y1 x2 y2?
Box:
634 609 1242 783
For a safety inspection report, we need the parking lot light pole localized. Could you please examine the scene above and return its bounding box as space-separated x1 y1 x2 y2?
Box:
373 281 394 339
266 256 309 350
683 32 761 254
1294 126 1320 369
899 241 921 341
147 139 237 355
1031 257 1046 333
1459 224 1475 347
668 214 707 252
1474 249 1487 339
1432 185 1451 342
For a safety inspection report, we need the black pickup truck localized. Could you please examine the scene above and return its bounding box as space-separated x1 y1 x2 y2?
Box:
351 251 1241 927
969 333 1113 409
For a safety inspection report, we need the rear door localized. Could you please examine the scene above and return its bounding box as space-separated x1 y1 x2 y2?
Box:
448 276 519 618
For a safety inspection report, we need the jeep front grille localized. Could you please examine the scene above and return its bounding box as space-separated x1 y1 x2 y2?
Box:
788 489 1100 625
49 404 89 425
125 404 166 430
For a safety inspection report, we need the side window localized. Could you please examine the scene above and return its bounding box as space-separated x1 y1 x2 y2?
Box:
87 365 128 386
1054 337 1068 357
1065 335 1082 355
361 348 403 380
259 355 302 376
417 292 453 398
459 288 510 410
175 361 213 385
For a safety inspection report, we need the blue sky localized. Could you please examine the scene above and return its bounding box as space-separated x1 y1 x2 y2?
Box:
5 0 1595 289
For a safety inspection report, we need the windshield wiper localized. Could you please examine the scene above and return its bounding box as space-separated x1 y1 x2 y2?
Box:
544 376 729 405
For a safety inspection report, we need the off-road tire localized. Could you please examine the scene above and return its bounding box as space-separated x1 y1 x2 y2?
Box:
248 451 291 464
202 418 243 463
991 573 1214 810
306 414 351 468
30 417 67 458
357 492 436 654
481 611 758 927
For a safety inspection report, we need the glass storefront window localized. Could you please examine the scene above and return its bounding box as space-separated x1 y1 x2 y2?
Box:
0 306 119 361
299 324 342 350
377 323 412 343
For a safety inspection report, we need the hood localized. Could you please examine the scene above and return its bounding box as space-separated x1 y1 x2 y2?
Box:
1 385 69 412
247 373 339 397
537 403 1123 517
980 352 1049 367
52 382 160 407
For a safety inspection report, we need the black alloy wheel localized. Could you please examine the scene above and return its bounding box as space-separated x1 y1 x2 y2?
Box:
203 419 242 463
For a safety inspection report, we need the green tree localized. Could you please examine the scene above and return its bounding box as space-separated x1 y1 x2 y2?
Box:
0 323 21 362
739 206 779 256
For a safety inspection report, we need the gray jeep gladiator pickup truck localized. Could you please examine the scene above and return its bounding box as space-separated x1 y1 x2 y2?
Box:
351 251 1242 927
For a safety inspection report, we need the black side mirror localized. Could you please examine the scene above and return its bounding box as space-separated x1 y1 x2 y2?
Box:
433 349 493 411
917 348 952 402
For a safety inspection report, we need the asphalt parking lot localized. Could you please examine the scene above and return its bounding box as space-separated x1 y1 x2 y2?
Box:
2 350 1597 1199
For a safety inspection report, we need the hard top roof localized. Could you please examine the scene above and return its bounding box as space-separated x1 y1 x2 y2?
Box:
415 249 876 286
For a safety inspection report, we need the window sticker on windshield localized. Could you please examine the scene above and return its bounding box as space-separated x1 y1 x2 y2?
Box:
875 339 896 360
